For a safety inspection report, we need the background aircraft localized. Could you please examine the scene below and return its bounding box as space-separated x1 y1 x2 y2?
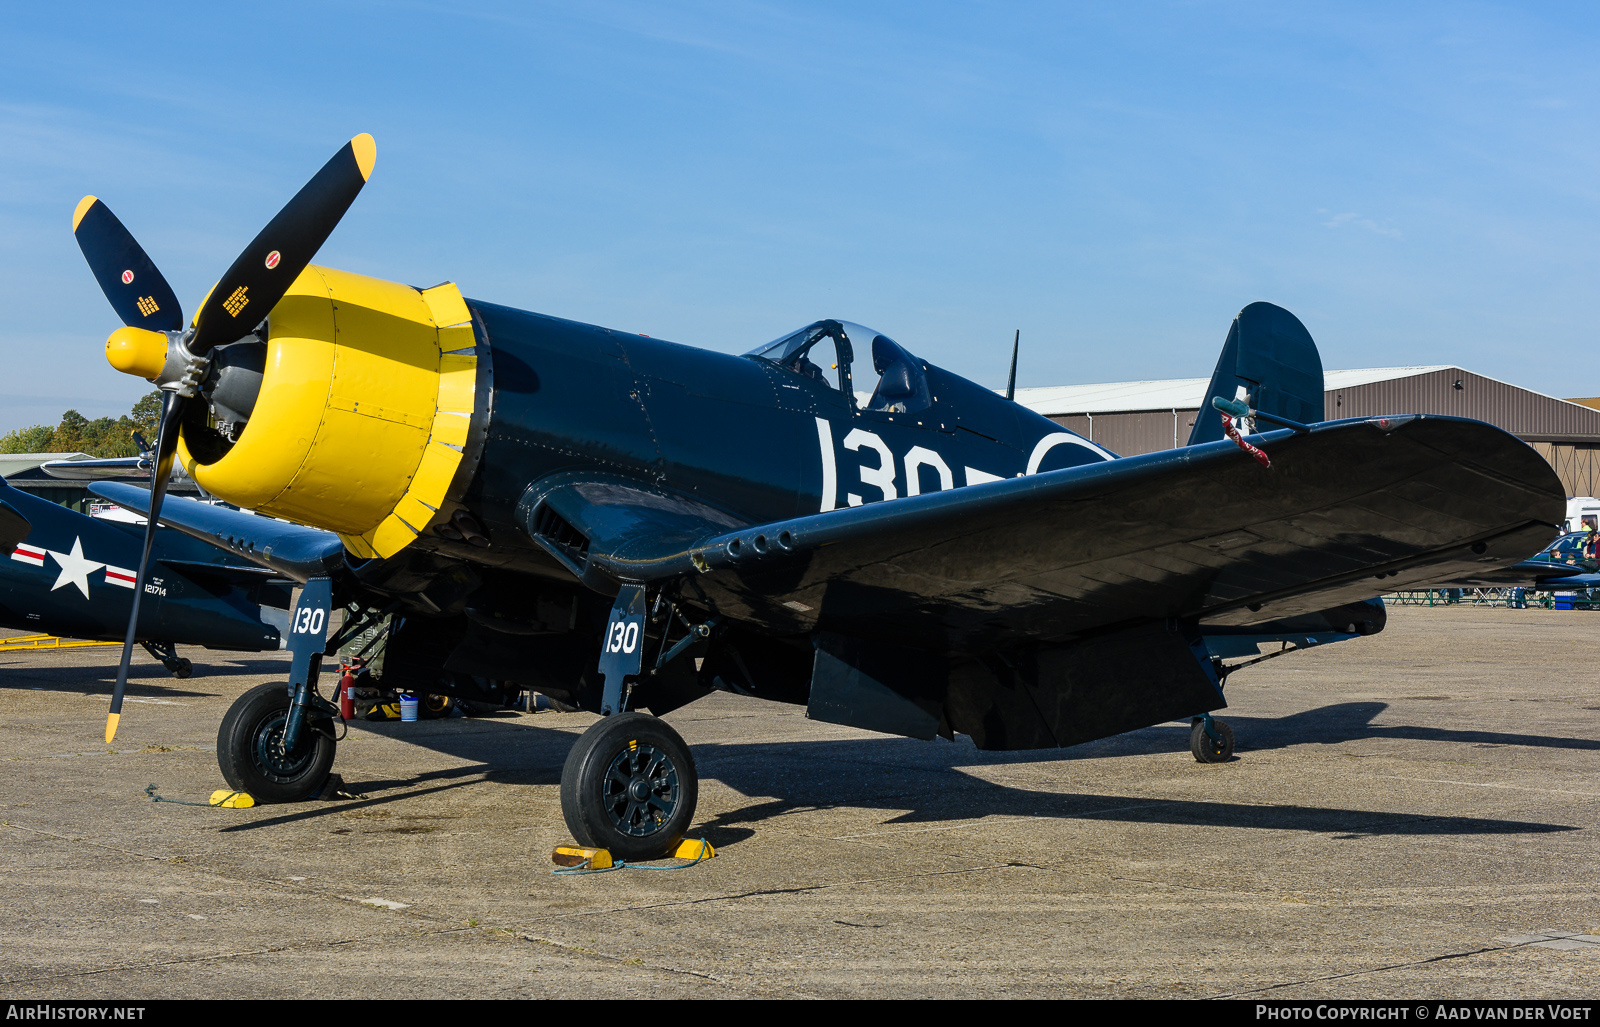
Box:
1441 529 1600 593
0 476 287 676
73 135 1564 859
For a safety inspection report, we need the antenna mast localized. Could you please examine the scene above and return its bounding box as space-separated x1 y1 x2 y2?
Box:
1005 329 1019 401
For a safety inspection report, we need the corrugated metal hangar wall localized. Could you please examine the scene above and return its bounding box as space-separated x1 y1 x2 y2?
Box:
1021 366 1600 498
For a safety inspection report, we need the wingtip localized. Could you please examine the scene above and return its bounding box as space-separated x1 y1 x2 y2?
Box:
73 195 98 233
350 133 376 181
104 711 120 744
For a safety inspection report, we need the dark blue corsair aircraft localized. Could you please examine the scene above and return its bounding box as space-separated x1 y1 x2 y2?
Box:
1445 530 1600 592
75 134 1565 860
0 476 287 675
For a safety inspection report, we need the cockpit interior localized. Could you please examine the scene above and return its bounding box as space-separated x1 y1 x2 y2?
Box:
745 320 932 414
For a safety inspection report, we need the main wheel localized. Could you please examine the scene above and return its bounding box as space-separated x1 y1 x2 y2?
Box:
217 682 336 803
1190 717 1235 763
560 712 697 861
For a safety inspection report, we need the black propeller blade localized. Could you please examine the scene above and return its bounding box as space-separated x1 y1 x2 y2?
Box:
105 393 184 743
72 197 184 333
189 134 375 355
86 133 376 743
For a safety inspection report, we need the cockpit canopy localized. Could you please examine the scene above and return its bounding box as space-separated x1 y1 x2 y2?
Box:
745 320 931 414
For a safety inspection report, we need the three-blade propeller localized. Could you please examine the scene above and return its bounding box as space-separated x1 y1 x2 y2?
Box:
73 134 375 743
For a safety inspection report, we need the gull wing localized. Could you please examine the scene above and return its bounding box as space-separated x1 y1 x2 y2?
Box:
548 416 1562 649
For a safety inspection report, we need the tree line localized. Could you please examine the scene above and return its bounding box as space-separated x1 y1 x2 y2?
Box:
0 392 163 458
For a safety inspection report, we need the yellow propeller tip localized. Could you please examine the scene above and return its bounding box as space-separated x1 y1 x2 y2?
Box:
73 195 99 233
350 133 376 181
104 711 120 744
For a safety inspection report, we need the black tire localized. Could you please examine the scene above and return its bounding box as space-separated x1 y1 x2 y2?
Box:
420 693 454 719
560 712 697 861
1190 717 1235 763
217 682 336 803
170 658 193 680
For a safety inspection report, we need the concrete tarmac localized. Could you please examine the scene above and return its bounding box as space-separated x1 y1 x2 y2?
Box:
1 603 1597 999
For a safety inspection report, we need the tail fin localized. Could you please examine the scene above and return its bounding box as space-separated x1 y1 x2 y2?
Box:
1186 302 1324 446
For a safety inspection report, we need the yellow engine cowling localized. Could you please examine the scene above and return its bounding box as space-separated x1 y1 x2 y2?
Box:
179 264 479 559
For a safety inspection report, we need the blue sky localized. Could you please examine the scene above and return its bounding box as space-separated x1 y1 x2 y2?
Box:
3 1 1599 431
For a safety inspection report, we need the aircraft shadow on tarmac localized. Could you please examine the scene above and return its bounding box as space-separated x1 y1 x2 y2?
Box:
0 655 291 700
1068 700 1600 758
219 701 1580 844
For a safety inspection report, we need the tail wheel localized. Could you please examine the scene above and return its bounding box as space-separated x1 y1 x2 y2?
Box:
560 712 697 861
1190 717 1235 763
217 682 335 802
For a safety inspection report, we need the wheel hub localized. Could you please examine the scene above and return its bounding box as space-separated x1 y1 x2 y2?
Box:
601 743 680 838
252 710 318 782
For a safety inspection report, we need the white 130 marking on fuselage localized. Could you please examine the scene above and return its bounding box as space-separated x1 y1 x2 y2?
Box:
903 446 953 496
842 428 896 506
813 417 1111 513
816 417 838 512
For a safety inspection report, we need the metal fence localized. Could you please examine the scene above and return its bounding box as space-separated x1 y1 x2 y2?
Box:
1386 588 1600 610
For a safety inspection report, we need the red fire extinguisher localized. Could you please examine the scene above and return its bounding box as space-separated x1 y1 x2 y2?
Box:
337 660 360 721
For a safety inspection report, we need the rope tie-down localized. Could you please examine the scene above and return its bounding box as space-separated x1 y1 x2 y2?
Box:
144 783 255 808
1221 413 1271 468
550 838 716 876
1211 394 1315 469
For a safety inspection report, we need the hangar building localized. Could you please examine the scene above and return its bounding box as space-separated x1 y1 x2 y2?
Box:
0 452 203 511
1016 365 1600 498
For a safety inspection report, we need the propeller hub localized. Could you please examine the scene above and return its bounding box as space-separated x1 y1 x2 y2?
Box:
105 326 170 379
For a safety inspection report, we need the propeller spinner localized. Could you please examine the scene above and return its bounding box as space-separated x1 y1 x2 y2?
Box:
74 133 376 743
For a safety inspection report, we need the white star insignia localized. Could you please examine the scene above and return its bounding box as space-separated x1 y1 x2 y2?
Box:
47 537 105 600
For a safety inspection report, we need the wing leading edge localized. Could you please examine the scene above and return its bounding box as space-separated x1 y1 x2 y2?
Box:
89 483 345 583
539 414 1562 650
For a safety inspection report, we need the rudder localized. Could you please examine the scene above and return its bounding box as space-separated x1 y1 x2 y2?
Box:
1187 302 1324 446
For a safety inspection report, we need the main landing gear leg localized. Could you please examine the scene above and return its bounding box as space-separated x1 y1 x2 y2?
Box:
560 584 699 860
216 577 339 802
1190 712 1235 763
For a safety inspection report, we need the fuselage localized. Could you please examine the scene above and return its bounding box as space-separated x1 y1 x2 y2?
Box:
166 267 1118 587
0 483 286 649
466 301 1114 549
